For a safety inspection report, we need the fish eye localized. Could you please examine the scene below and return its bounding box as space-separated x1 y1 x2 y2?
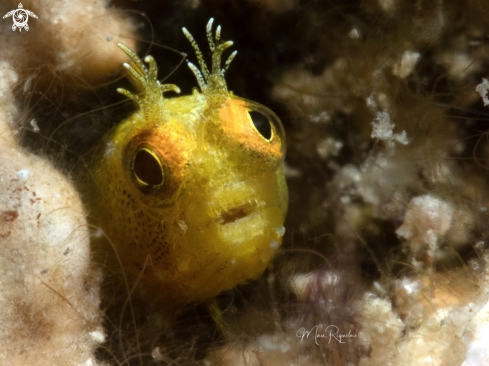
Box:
248 110 273 141
132 148 164 186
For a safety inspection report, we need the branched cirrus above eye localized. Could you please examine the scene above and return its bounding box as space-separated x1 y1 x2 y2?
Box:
133 148 164 186
248 111 272 141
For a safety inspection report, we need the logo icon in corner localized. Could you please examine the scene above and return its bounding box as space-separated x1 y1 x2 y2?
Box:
3 3 38 32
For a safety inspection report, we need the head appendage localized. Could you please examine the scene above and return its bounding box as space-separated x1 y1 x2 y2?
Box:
182 18 237 95
116 43 181 111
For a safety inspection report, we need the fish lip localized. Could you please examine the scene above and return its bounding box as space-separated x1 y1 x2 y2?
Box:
217 199 265 225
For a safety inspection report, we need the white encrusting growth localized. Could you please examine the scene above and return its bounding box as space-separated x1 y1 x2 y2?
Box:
396 194 474 263
16 169 29 180
462 300 489 366
392 50 421 79
371 110 409 145
476 78 489 106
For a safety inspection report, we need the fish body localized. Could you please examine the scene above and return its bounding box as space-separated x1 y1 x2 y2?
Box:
93 19 287 307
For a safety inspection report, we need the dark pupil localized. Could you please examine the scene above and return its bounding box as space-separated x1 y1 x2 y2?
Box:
133 149 163 186
249 111 272 140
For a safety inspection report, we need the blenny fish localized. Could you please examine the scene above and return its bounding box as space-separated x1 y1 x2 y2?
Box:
93 19 288 308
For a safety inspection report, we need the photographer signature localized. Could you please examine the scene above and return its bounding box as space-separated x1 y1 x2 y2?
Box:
296 325 357 345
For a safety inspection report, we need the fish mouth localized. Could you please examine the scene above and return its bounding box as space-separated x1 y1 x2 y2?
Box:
217 200 265 225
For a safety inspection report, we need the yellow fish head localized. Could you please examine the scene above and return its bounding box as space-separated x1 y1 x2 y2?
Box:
94 18 288 307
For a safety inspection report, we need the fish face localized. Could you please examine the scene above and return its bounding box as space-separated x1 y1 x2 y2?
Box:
93 19 288 307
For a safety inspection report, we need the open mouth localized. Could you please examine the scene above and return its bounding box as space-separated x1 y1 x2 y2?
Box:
217 200 265 225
